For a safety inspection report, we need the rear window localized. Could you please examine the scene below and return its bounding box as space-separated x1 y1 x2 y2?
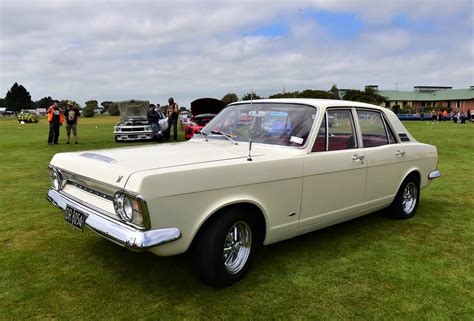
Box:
357 110 392 148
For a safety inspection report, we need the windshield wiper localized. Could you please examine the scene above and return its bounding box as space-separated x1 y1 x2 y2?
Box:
210 130 238 145
197 131 208 142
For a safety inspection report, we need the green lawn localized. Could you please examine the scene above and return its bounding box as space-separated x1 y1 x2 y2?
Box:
0 116 473 320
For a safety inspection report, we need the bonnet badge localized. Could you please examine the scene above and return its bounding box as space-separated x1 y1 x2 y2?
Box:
116 175 123 183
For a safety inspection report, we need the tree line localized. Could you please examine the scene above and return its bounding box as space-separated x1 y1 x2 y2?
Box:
220 84 385 105
1 82 387 118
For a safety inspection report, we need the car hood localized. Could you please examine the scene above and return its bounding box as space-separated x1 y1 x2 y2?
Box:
190 98 225 116
117 100 149 122
49 141 259 189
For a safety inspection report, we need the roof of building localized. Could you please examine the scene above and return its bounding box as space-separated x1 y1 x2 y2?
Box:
378 88 474 101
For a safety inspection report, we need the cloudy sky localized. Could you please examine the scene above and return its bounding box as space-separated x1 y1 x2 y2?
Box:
0 0 472 107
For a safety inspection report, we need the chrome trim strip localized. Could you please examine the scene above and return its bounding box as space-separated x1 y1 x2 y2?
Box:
47 189 181 249
68 181 114 201
113 131 153 135
428 170 441 179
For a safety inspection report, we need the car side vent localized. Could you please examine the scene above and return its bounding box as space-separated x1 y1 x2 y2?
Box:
398 133 410 142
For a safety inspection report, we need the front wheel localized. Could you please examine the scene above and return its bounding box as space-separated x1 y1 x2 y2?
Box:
192 208 256 287
389 175 420 219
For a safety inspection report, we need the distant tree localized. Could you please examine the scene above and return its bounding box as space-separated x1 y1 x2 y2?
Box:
269 89 332 99
222 93 239 105
5 82 32 112
242 92 262 101
343 87 386 105
34 96 54 109
82 100 97 117
107 102 120 116
268 92 297 98
101 101 113 114
0 97 7 107
329 84 340 99
59 99 81 111
298 89 332 99
58 100 68 109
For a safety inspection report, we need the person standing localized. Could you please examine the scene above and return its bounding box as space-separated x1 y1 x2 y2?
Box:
165 97 179 142
147 104 160 140
47 100 64 144
64 101 80 144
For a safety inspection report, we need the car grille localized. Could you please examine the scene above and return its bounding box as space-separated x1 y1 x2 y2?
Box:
122 127 145 132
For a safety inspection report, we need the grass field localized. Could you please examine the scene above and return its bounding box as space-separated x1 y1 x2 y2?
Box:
0 116 473 320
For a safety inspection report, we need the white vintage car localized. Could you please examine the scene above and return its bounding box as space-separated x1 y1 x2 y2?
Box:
47 99 440 287
113 100 154 142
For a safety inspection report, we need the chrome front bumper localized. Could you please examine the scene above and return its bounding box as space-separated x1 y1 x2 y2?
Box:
47 189 181 250
113 130 154 141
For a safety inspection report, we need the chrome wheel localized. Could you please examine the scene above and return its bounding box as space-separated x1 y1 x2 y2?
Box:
402 182 418 214
223 221 252 275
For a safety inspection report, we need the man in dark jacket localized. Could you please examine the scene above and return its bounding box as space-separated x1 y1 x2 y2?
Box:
165 97 179 142
47 100 64 144
147 104 165 140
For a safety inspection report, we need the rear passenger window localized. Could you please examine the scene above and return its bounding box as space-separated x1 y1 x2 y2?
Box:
312 109 357 152
357 110 390 147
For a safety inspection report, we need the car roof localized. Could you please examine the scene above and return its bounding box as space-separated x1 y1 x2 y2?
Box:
232 98 383 111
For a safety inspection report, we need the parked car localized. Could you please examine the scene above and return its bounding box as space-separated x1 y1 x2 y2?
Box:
397 113 452 121
17 111 39 123
184 98 225 140
113 100 154 142
47 99 440 287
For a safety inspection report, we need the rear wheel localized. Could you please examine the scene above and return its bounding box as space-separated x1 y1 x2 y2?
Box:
389 174 420 219
192 208 257 287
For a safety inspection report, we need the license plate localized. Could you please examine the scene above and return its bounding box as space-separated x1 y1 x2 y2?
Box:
64 205 87 231
128 135 137 138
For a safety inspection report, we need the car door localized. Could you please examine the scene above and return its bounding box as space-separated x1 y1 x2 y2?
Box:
355 109 405 207
299 108 367 228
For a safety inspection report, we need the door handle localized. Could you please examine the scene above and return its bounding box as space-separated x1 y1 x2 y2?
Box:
396 150 406 157
352 154 365 161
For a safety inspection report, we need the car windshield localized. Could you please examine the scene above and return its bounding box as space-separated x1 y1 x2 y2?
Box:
201 103 317 147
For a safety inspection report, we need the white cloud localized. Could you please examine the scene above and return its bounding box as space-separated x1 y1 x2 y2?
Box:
0 0 472 107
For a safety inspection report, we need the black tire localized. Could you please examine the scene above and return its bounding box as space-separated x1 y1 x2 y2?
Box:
192 208 257 287
389 174 420 219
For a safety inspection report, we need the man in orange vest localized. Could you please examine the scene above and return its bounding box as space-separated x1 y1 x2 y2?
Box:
47 100 64 144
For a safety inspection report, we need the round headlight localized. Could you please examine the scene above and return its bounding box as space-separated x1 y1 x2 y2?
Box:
51 168 63 191
114 192 133 221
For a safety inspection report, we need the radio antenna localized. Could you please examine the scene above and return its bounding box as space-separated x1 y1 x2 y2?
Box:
247 89 254 161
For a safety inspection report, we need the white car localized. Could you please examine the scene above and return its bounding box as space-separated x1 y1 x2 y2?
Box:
47 99 440 287
113 100 154 142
